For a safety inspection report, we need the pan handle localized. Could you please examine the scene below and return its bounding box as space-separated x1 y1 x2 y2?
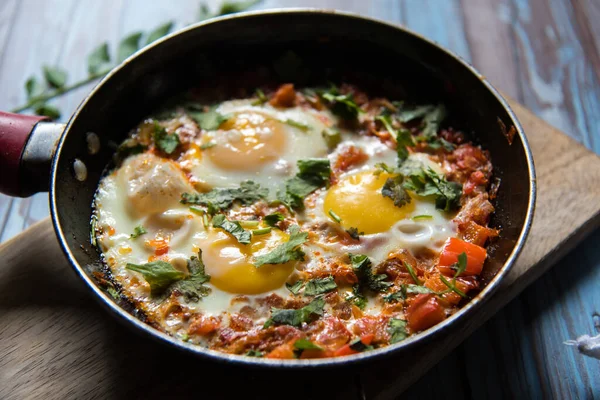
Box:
0 112 65 197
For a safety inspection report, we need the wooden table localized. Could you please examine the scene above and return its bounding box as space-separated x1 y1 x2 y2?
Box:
0 1 598 398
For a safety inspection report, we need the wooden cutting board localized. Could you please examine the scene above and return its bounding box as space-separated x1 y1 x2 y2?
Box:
0 99 599 400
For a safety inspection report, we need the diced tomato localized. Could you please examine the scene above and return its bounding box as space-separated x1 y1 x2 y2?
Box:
147 238 170 256
460 220 499 247
406 294 446 332
188 315 220 336
463 171 487 195
332 334 374 357
265 341 296 359
269 83 296 108
438 237 487 276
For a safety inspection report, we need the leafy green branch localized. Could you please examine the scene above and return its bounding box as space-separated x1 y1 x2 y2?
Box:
11 0 261 119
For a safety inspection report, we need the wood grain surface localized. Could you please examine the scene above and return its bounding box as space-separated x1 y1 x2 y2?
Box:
0 0 599 399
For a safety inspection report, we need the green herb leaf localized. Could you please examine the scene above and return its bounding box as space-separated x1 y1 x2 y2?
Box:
294 338 323 351
396 104 436 123
33 103 60 120
264 297 325 328
254 225 308 267
345 227 363 240
153 124 180 154
453 252 468 278
374 162 395 175
118 31 143 63
145 21 174 45
188 108 229 130
252 227 271 236
283 119 310 132
304 276 337 296
264 212 284 227
381 175 411 208
200 141 216 150
181 180 268 212
212 214 251 244
130 225 147 239
172 250 211 302
319 86 362 120
412 214 433 221
439 274 468 298
402 167 462 211
42 66 67 89
126 261 185 295
245 349 264 357
348 337 373 352
321 128 342 150
383 288 405 303
286 280 304 295
328 209 342 223
345 284 367 310
388 318 408 344
421 104 447 139
279 158 331 209
376 115 414 165
88 42 111 75
404 261 421 285
25 77 44 99
251 88 268 105
349 253 392 293
406 284 436 295
218 0 261 15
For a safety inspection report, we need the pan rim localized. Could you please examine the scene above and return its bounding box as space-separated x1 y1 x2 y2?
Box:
50 8 536 368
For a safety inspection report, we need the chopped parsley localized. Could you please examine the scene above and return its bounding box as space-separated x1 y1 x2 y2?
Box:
263 212 284 227
412 214 433 221
328 209 342 223
438 252 468 298
286 280 304 295
283 119 311 132
383 284 436 303
264 297 325 328
345 285 367 310
253 225 308 267
188 108 229 130
349 253 392 293
376 114 414 165
348 337 374 352
130 225 147 239
319 86 362 120
304 276 337 296
381 175 411 208
245 349 264 357
153 124 180 154
388 318 409 344
126 261 185 295
345 227 363 240
252 227 271 236
322 128 342 150
251 88 268 106
402 166 462 211
278 159 331 209
404 261 421 285
212 214 251 244
171 250 212 302
294 338 322 351
181 180 268 212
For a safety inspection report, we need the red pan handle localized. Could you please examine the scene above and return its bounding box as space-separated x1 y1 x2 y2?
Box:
0 111 63 197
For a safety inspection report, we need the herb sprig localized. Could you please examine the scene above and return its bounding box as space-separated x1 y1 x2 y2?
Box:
12 1 262 119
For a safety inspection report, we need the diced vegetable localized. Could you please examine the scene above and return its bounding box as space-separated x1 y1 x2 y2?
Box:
438 237 486 276
406 294 446 332
461 220 499 247
333 334 374 357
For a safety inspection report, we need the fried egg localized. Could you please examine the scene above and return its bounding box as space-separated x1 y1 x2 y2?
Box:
185 100 332 194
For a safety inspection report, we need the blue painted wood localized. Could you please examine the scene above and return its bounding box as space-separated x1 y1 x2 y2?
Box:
0 1 598 398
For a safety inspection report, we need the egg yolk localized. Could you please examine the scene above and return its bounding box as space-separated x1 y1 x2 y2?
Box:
203 111 286 171
323 171 415 234
201 228 296 294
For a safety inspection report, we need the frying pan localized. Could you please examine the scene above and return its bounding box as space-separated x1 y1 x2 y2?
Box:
0 9 535 367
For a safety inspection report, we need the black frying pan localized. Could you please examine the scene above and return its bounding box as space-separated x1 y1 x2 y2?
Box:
0 9 535 368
